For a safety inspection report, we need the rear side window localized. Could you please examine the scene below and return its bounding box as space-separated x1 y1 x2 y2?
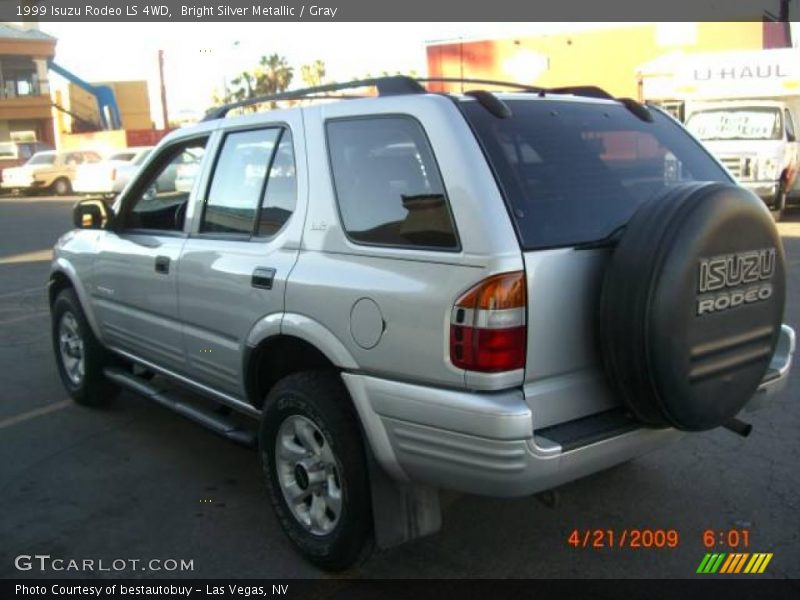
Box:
257 129 297 237
462 100 732 250
326 117 458 250
201 128 281 235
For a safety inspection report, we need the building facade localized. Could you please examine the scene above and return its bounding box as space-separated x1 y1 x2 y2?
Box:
426 22 791 100
0 23 56 145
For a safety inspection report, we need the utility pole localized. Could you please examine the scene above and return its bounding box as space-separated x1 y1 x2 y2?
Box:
778 0 791 47
158 49 169 130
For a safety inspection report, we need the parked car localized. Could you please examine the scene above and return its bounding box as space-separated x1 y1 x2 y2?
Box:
0 140 54 186
1 149 101 195
50 77 795 571
72 147 153 197
173 148 205 192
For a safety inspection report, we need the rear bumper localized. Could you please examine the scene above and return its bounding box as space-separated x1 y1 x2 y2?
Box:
345 325 795 498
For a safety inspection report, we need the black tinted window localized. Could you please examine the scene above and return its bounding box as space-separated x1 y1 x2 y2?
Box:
462 100 731 249
258 130 296 236
202 128 280 235
326 117 458 249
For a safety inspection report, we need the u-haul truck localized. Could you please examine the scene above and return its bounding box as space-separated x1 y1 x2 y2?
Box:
639 48 800 219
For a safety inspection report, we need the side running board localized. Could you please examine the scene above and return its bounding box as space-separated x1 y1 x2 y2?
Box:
104 367 256 447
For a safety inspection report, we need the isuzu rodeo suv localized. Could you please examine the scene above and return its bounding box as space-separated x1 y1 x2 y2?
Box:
49 77 795 570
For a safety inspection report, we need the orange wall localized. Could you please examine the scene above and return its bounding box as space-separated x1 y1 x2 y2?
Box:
58 129 128 155
61 80 152 132
427 23 767 98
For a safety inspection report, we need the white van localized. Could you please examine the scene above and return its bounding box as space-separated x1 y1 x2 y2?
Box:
685 98 799 219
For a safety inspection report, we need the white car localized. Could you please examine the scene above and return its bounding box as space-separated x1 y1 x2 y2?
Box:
1 150 101 195
72 147 154 196
173 148 205 192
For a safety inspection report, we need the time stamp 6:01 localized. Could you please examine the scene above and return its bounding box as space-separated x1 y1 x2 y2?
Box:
566 528 751 549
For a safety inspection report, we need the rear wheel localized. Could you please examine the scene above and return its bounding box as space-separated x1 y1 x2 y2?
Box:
52 177 72 196
259 371 373 571
51 288 118 406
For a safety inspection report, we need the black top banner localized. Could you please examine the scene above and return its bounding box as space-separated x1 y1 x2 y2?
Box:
1 0 797 22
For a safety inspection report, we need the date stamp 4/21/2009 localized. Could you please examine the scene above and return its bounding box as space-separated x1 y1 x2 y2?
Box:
567 528 681 550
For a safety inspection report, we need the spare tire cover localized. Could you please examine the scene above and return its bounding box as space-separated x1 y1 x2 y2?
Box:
599 182 785 431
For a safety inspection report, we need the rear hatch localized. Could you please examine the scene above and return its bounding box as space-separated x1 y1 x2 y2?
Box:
460 97 733 427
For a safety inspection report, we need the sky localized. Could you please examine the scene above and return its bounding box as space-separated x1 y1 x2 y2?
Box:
38 22 627 126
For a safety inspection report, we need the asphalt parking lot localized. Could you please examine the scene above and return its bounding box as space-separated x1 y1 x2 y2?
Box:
0 194 798 579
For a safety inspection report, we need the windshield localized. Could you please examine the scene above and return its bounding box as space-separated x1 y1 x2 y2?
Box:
26 153 56 166
462 99 731 249
0 142 17 158
685 107 782 141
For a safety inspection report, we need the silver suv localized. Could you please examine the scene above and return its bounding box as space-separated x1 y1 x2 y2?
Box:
49 77 795 570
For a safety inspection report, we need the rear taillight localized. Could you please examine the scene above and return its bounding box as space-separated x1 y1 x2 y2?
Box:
449 271 526 372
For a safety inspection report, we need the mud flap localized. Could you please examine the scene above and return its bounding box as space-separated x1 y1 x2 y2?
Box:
366 451 441 548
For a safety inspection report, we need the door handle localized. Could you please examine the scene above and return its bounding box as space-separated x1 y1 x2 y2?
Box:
251 267 276 290
155 255 170 274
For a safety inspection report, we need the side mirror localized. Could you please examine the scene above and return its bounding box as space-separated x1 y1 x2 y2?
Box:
73 199 114 230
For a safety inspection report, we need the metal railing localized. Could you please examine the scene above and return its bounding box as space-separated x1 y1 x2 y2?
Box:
0 77 43 100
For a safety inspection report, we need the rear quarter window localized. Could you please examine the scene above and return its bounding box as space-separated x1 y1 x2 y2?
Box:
326 116 459 250
461 99 732 250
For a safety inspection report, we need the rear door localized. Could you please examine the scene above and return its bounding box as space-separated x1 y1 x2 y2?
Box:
177 112 306 397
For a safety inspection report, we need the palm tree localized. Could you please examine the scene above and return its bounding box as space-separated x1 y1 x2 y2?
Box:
257 54 294 107
214 53 294 109
301 60 326 88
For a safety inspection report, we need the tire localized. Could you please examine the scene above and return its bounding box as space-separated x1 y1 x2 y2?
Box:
52 177 72 196
51 288 118 406
599 183 785 431
259 371 373 571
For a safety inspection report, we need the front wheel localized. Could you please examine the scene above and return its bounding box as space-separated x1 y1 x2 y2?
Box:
259 371 373 571
51 288 118 406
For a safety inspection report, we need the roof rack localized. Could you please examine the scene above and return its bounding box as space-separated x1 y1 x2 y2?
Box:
202 75 651 123
203 75 424 120
547 85 614 100
417 77 543 93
